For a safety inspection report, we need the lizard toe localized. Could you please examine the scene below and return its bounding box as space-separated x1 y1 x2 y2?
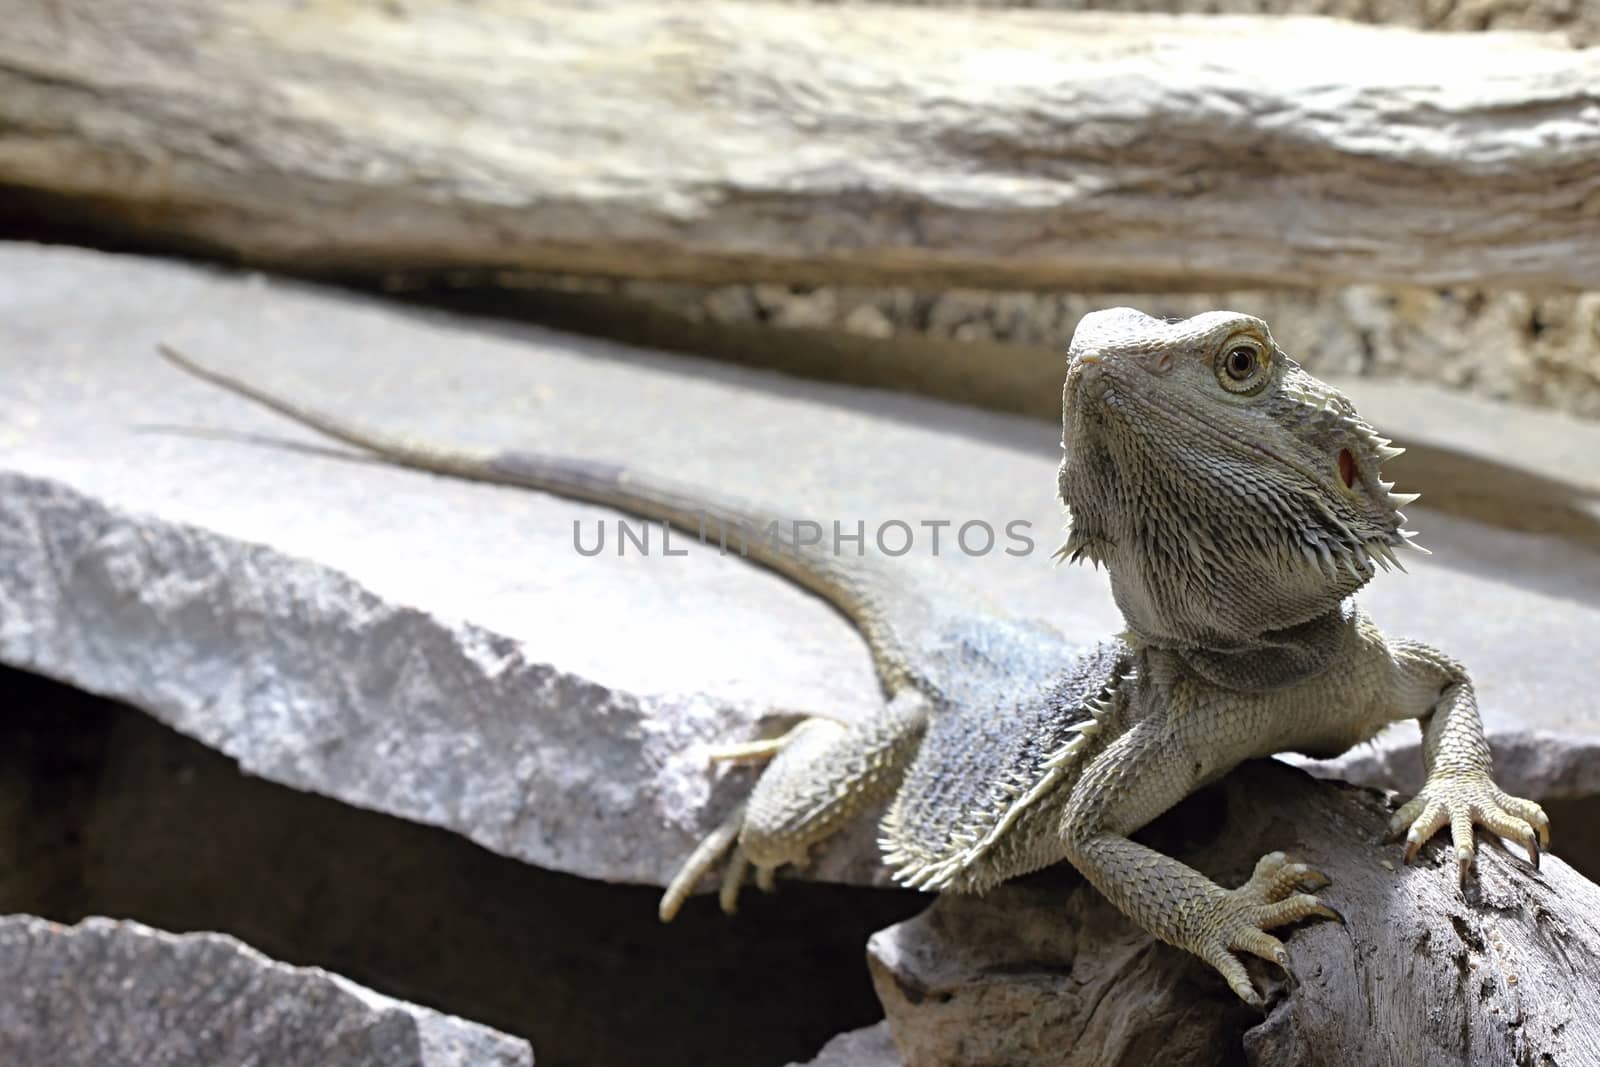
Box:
1230 927 1289 968
1201 944 1265 1008
1255 893 1341 929
1492 788 1550 850
658 802 747 923
1401 798 1449 863
718 846 751 914
1241 851 1331 903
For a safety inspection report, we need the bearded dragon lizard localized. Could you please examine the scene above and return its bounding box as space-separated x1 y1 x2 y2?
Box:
157 307 1548 1005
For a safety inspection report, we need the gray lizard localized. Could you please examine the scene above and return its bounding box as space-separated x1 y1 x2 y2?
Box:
157 306 1548 1005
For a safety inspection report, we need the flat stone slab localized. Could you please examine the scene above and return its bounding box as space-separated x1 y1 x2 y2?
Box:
1 243 1597 893
0 915 530 1066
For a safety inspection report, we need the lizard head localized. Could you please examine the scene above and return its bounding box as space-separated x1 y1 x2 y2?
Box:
1057 307 1419 649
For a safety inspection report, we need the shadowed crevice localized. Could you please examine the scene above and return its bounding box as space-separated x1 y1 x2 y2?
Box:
0 666 925 1067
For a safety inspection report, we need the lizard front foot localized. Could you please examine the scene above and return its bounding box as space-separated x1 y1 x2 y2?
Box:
1387 772 1549 884
1185 851 1340 1007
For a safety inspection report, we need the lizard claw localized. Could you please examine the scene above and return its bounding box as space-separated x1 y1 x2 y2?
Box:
1192 852 1340 1007
1387 773 1548 880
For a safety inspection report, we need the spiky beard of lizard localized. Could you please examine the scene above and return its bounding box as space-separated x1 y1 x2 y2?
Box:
1055 308 1420 652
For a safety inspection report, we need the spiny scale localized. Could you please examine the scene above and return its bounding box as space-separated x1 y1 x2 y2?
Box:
881 644 1133 893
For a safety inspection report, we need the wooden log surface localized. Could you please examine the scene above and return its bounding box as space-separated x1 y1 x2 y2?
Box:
2 1 1598 291
868 760 1600 1066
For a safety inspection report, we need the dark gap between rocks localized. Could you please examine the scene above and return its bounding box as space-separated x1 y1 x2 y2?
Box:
1539 795 1600 883
0 666 925 1067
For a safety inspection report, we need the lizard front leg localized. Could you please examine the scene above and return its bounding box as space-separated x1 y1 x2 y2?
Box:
1384 641 1549 882
1059 719 1338 1006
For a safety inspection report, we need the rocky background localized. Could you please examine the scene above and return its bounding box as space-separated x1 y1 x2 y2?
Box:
481 0 1600 423
409 0 1600 425
515 277 1600 420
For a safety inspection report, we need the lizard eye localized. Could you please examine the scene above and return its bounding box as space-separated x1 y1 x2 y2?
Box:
1214 336 1270 394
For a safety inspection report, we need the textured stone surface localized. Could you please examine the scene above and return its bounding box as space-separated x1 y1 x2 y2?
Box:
3 2 1599 292
597 279 1600 422
792 1023 900 1067
869 762 1600 1066
2 243 1599 897
0 915 531 1066
0 242 1108 890
0 667 916 1067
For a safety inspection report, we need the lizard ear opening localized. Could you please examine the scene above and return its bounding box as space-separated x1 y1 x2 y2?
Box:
1338 449 1356 490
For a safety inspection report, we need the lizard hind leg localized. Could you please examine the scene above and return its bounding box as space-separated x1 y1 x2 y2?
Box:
658 692 930 922
736 703 926 873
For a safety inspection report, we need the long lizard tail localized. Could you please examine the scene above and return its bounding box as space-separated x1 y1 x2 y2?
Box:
156 344 914 690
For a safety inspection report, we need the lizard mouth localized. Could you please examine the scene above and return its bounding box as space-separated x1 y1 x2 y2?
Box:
1338 448 1357 490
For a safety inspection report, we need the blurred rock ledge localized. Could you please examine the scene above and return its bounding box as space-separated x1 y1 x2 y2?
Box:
2 1 1597 292
808 0 1600 44
412 274 1600 424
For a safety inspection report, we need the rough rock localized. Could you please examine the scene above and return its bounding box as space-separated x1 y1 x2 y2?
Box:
0 915 531 1066
0 667 913 1067
593 279 1600 423
868 761 1600 1066
3 2 1599 292
2 243 1599 896
792 1023 901 1067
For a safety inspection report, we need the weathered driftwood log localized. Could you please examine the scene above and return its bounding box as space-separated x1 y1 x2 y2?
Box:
868 760 1600 1066
2 1 1598 291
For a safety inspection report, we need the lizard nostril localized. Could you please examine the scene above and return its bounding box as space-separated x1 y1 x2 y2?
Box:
1134 350 1173 375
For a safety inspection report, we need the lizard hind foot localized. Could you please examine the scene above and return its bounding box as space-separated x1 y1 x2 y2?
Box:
659 801 748 923
1193 851 1341 1007
716 845 782 912
660 720 818 921
657 800 783 922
